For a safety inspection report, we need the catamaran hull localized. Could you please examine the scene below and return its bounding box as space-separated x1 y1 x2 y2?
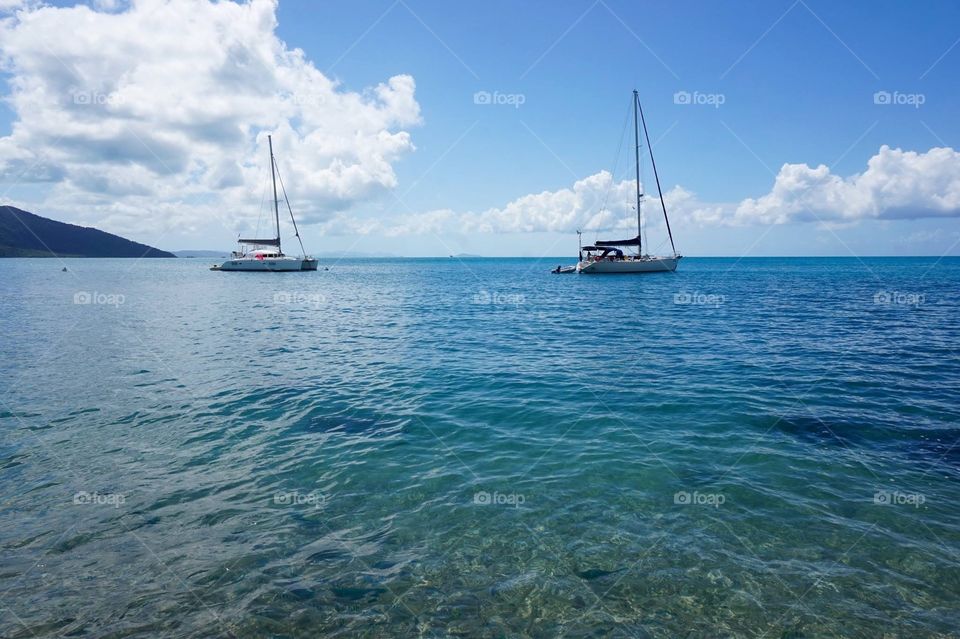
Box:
212 136 318 274
577 256 681 274
212 259 304 272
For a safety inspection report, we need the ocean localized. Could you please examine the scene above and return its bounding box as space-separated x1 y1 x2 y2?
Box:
1 256 958 637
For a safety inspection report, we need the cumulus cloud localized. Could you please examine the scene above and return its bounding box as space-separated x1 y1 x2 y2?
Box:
460 171 637 234
0 0 420 235
341 145 960 238
734 146 960 224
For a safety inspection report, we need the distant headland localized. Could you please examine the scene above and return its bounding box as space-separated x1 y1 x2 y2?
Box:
0 206 175 258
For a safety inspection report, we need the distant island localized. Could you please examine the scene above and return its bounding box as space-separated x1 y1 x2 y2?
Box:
0 206 174 258
450 253 482 258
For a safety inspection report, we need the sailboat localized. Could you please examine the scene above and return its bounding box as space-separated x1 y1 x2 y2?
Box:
575 90 681 274
211 135 318 272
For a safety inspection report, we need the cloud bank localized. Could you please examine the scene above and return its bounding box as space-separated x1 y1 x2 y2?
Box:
733 146 960 225
323 145 960 239
0 0 420 235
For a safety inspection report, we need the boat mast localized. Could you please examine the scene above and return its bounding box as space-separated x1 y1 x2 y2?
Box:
268 134 281 253
633 90 642 256
636 94 677 256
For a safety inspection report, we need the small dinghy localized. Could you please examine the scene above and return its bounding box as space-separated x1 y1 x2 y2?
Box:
552 265 577 274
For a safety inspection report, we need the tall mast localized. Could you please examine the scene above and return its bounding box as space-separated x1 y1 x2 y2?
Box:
633 90 642 256
636 94 677 256
268 134 281 253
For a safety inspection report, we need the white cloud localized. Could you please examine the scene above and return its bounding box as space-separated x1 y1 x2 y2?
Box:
0 0 421 236
460 171 634 234
315 172 719 244
314 171 678 242
342 145 960 239
734 146 960 225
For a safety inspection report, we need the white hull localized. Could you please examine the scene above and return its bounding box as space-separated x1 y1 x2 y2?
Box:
571 91 681 276
212 136 318 274
213 257 304 271
577 256 680 274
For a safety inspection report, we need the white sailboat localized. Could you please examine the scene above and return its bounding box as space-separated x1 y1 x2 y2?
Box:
575 90 681 274
212 135 318 272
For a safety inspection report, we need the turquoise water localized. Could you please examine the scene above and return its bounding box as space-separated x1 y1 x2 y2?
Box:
1 256 959 638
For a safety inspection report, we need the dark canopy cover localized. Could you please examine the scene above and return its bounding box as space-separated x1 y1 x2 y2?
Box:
582 245 624 256
238 238 281 247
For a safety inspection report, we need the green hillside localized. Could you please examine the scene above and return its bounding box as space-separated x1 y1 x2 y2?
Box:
0 206 175 258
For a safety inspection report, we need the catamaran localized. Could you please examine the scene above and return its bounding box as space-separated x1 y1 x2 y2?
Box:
212 135 318 272
574 90 681 274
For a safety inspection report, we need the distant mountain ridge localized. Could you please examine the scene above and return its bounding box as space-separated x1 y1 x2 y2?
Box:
0 206 174 258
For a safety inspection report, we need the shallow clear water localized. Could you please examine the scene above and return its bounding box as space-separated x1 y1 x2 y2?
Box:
1 256 959 638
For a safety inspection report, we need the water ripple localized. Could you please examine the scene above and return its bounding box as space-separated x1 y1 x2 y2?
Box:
1 257 959 637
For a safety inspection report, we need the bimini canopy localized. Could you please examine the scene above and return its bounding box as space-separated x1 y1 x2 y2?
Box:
595 236 641 247
238 238 280 247
582 246 624 256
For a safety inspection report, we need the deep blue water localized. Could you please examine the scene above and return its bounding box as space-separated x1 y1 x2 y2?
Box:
1 256 959 638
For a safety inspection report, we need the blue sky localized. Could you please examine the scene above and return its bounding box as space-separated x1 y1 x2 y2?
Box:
279 0 960 256
294 0 953 195
1 0 959 256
